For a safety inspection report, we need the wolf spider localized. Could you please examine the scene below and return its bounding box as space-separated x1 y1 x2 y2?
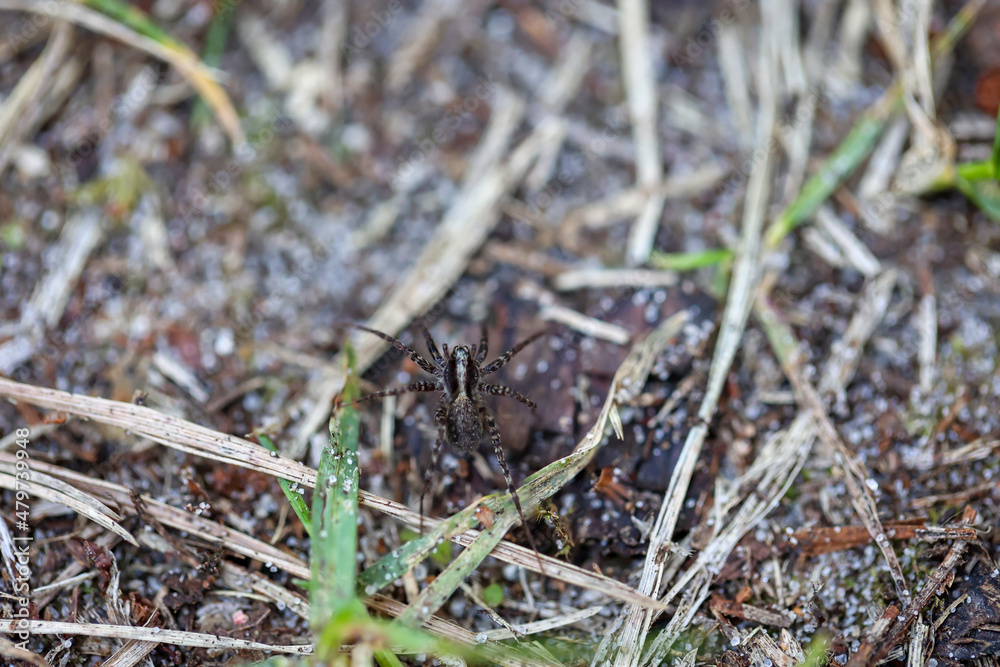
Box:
351 322 545 569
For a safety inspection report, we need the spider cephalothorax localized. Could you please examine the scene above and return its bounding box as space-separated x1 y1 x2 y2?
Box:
350 321 545 566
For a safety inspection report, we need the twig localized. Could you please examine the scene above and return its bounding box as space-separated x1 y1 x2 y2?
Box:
0 620 311 654
482 605 603 641
554 268 678 291
385 0 462 91
538 305 631 345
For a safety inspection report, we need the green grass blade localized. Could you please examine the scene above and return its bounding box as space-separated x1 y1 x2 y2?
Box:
648 247 732 271
311 346 364 657
955 173 1000 222
83 0 180 47
190 2 236 128
946 99 1000 188
201 4 234 68
755 296 802 369
394 494 518 629
929 0 988 64
357 495 500 596
374 650 406 667
765 103 896 248
257 433 312 538
801 633 833 667
952 160 995 183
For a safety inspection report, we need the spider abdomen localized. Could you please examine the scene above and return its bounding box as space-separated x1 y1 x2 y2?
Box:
445 395 483 452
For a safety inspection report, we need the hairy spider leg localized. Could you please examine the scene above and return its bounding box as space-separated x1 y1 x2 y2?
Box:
420 400 448 535
475 322 489 364
353 324 440 376
481 330 546 375
352 381 442 405
416 321 445 367
481 383 537 409
479 404 546 574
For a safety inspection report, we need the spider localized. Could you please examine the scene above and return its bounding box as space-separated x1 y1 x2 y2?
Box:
350 321 546 569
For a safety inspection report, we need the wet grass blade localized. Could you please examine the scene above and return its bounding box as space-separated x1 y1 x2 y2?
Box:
310 350 439 665
374 447 600 632
311 345 366 659
257 433 312 539
357 495 500 596
394 494 519 630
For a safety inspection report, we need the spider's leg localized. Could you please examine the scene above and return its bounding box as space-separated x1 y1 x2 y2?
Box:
481 330 545 375
479 404 546 574
420 400 448 535
441 342 450 359
416 321 445 367
481 383 536 409
475 321 489 364
352 381 441 405
353 324 440 376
